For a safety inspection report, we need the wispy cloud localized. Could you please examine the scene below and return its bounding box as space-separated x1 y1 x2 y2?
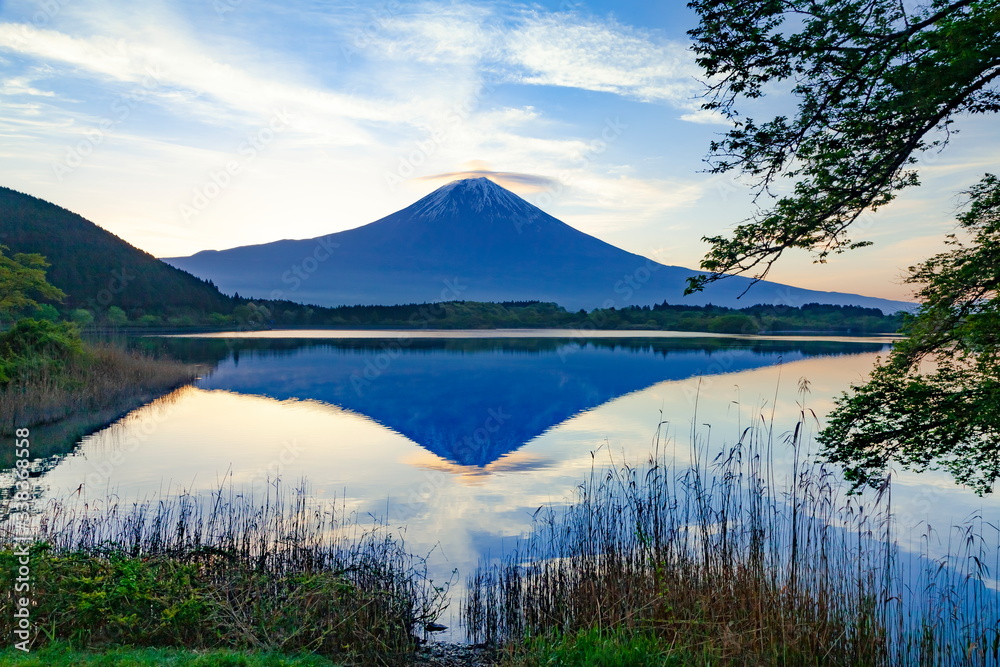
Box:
0 22 401 139
503 12 700 106
366 4 703 108
678 108 730 125
0 74 54 96
415 163 561 193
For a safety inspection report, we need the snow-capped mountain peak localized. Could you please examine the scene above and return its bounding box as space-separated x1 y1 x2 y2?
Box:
407 177 543 222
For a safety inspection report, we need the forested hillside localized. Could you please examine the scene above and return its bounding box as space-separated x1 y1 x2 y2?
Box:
0 187 232 319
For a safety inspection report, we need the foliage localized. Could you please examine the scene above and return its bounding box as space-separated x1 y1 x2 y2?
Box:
819 175 1000 493
0 547 384 657
685 1 1000 491
0 334 196 442
0 641 338 666
31 303 60 322
274 299 903 333
504 628 689 666
0 245 65 320
0 483 448 666
685 0 1000 290
0 318 84 385
106 305 128 326
70 308 94 327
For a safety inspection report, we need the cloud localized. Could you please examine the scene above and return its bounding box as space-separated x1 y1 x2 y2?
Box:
401 449 558 485
0 75 54 96
503 12 700 106
0 21 403 141
526 172 705 236
363 4 704 110
678 108 730 125
368 2 495 65
415 163 561 193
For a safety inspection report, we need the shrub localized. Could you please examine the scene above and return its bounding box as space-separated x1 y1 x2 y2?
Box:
107 306 128 326
31 303 60 322
137 314 162 326
0 318 84 384
71 309 95 327
0 484 449 666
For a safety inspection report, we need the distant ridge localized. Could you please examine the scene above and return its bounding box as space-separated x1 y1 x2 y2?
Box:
0 187 232 315
162 177 912 314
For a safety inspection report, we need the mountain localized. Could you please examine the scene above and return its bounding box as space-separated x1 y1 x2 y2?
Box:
0 187 232 316
184 337 889 467
164 177 912 313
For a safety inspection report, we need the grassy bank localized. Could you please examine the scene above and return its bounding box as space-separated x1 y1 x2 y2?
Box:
467 404 1000 666
0 483 447 666
0 319 198 447
0 642 338 666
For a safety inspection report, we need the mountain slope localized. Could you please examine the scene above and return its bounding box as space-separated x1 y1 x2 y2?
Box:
164 177 913 313
0 187 232 315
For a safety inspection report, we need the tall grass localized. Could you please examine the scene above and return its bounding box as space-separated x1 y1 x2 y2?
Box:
0 481 449 666
465 393 1000 666
0 341 198 435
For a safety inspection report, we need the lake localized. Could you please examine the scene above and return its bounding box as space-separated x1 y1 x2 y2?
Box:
16 331 1000 636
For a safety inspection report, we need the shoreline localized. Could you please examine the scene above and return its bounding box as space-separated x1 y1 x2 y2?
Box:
161 327 902 343
0 340 201 451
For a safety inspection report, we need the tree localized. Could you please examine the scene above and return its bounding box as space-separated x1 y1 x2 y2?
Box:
819 176 1000 493
107 306 128 327
0 318 84 385
685 1 1000 492
71 308 95 328
0 245 66 320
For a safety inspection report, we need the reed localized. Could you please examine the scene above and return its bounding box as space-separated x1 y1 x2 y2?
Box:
0 480 449 666
0 340 198 436
465 396 1000 666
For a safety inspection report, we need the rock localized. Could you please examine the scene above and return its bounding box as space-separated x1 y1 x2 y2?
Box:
412 641 497 666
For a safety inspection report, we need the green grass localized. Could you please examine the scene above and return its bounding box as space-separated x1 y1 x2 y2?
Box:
505 628 697 666
0 642 338 666
0 483 447 666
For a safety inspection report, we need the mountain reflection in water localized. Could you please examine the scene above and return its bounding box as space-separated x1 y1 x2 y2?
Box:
150 337 889 468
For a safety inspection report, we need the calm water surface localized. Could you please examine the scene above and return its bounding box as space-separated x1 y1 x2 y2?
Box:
23 331 1000 632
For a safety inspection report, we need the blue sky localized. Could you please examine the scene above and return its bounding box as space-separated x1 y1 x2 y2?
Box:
1 0 997 301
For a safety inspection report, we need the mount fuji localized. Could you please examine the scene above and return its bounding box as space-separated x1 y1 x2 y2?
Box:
163 177 912 313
